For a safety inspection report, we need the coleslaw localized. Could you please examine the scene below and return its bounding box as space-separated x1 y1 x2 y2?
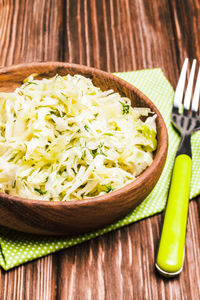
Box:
0 74 157 201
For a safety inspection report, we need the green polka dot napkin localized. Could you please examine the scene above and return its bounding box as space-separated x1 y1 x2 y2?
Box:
0 69 199 270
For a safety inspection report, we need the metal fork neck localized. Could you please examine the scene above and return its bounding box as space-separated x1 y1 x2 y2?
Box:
176 134 192 157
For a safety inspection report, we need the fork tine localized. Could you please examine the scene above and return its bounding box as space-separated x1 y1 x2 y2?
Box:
174 58 188 109
191 65 200 112
183 59 196 110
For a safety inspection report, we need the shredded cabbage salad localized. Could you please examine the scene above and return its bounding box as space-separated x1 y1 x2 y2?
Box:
0 74 157 201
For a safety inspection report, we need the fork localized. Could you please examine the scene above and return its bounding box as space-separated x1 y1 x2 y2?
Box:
155 58 200 277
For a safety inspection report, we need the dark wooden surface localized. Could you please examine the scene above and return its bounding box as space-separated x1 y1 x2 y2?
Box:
0 0 199 299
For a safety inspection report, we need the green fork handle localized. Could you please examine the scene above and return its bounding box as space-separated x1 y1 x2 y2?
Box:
156 154 192 276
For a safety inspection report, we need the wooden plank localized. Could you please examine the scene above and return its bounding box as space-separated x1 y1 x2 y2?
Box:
0 0 63 67
0 255 57 300
0 0 62 299
169 0 200 66
63 0 179 85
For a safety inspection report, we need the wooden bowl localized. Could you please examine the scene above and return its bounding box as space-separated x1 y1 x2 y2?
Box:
0 62 168 236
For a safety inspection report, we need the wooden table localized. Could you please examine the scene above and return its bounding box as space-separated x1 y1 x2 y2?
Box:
0 0 199 299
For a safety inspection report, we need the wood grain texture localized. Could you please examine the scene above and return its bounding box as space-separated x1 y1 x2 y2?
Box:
0 0 199 299
63 0 180 86
0 0 63 66
0 255 57 300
